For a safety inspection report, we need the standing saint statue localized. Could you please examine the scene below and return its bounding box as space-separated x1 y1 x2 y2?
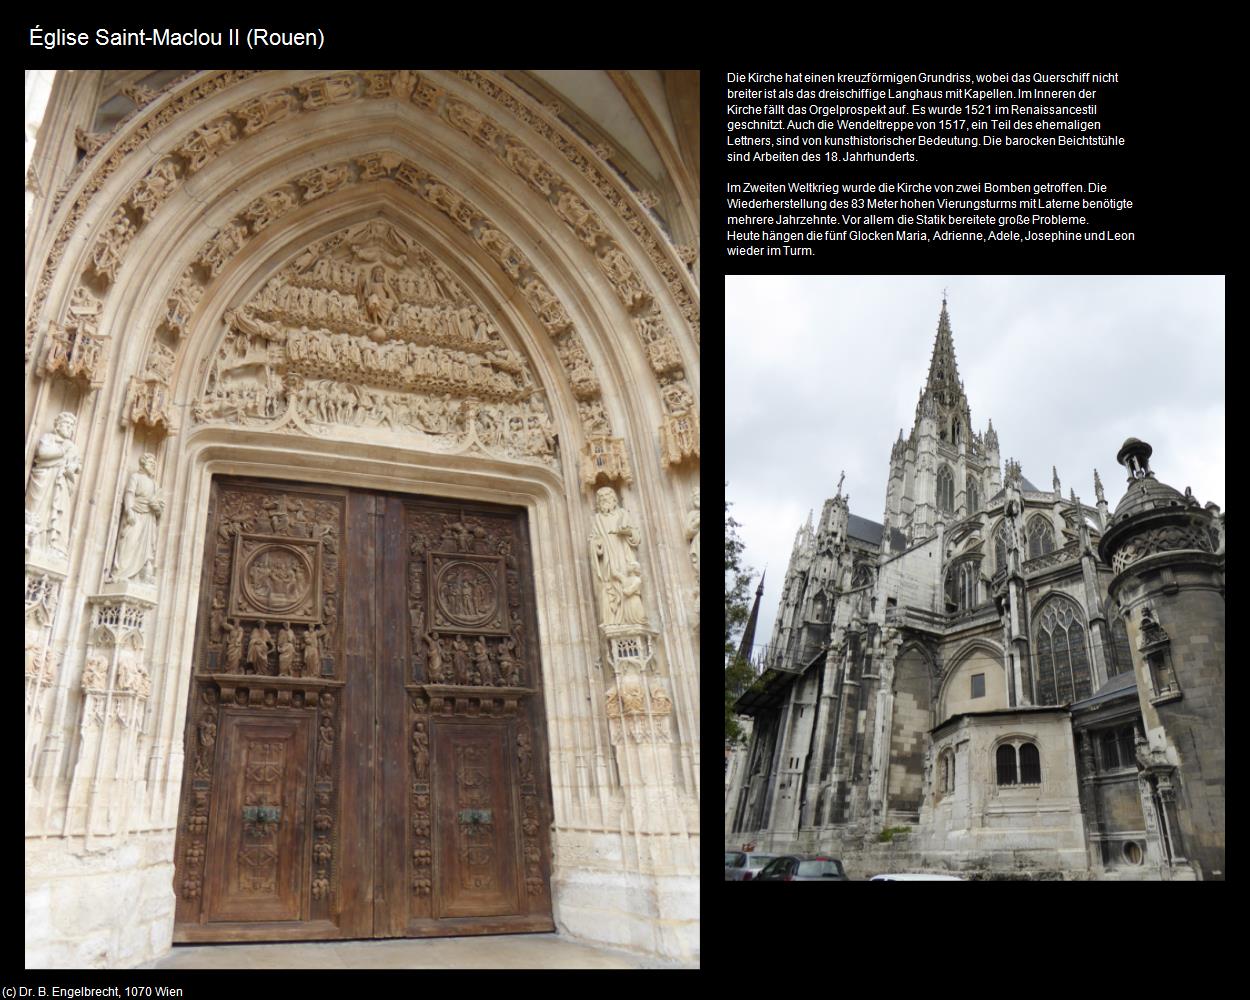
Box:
247 623 273 675
222 618 244 672
588 487 647 626
303 623 328 674
25 411 82 558
108 453 165 583
424 632 445 682
276 623 296 676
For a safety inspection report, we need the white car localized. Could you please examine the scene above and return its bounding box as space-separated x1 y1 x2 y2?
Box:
869 873 966 881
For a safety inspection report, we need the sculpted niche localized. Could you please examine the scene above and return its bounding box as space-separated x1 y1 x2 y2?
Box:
25 412 82 562
192 220 557 469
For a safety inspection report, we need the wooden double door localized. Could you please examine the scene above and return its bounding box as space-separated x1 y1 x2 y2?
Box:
173 477 554 941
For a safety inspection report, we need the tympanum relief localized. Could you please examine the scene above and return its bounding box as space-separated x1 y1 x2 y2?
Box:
191 220 558 469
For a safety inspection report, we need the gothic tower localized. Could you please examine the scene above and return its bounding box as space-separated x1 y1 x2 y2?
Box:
883 297 1001 545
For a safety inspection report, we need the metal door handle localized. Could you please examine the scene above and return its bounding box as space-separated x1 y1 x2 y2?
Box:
243 805 281 823
458 808 492 825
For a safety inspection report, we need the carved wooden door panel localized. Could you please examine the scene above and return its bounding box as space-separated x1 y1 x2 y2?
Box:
173 478 553 942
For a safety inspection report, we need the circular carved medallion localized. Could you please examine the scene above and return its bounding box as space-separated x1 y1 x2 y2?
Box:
435 561 498 627
241 544 314 613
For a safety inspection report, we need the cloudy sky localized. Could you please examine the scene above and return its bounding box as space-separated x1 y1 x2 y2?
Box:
725 275 1225 656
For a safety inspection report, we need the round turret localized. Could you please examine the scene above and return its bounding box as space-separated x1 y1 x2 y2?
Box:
1098 438 1216 575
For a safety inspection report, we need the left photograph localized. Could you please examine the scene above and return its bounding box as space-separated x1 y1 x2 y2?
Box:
25 69 699 969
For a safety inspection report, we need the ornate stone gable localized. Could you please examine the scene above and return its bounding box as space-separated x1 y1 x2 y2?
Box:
191 220 558 469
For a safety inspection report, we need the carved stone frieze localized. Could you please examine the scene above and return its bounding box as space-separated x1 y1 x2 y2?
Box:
242 188 299 234
580 436 631 489
120 83 160 107
80 595 153 726
518 275 571 333
74 126 107 157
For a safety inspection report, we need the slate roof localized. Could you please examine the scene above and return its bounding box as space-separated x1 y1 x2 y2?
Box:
1069 666 1139 711
847 515 908 552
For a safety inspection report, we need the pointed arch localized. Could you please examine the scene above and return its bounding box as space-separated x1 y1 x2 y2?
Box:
936 464 954 514
1026 513 1056 559
1032 592 1090 704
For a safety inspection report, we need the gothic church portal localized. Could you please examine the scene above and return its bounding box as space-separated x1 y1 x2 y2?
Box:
25 70 700 967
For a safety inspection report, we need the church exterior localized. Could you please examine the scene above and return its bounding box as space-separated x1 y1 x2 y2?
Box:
25 70 699 967
728 300 1224 880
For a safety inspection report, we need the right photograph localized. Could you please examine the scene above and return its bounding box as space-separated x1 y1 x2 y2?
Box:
725 275 1224 881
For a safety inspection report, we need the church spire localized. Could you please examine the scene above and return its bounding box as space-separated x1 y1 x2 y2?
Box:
736 570 766 667
924 296 962 405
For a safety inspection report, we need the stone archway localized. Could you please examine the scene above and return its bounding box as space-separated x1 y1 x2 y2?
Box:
25 70 698 967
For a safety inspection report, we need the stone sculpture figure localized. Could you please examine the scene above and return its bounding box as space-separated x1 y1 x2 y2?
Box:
425 632 445 682
276 623 296 676
412 721 429 778
472 637 493 686
686 488 700 575
108 454 165 583
247 623 273 674
588 487 646 626
223 618 244 672
25 411 82 558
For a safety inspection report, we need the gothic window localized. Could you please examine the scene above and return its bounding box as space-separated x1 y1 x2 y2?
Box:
996 744 1017 785
945 559 982 612
966 476 980 514
994 521 1010 574
1033 601 1091 704
1109 617 1134 677
1026 516 1055 560
936 466 954 514
1019 743 1041 784
852 563 872 587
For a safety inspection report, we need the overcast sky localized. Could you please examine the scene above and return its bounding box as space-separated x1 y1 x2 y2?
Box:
726 275 1225 656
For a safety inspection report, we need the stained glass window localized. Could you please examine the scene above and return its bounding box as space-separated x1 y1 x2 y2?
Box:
1027 517 1055 559
1035 601 1089 704
966 477 980 514
994 522 1010 574
1110 617 1134 677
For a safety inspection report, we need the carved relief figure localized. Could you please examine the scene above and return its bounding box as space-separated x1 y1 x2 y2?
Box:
588 487 647 626
223 618 244 672
472 637 493 686
303 623 328 673
412 721 429 779
497 638 520 686
276 623 296 676
452 636 471 684
516 731 533 781
247 623 273 674
108 454 165 584
317 716 335 779
25 411 82 558
425 632 446 682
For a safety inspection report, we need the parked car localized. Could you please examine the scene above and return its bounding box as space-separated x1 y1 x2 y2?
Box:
725 851 777 881
752 855 848 881
869 873 966 880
